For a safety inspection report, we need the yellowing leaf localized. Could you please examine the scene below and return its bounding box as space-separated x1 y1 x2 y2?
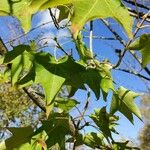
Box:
71 0 133 38
127 34 150 67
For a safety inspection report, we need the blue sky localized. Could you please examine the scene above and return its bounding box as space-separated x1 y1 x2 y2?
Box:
0 7 149 144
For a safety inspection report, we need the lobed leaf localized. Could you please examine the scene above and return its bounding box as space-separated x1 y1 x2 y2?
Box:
71 0 133 38
127 34 150 67
110 86 142 123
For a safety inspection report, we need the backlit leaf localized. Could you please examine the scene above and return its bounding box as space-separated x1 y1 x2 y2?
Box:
127 34 150 67
71 0 133 38
110 86 142 123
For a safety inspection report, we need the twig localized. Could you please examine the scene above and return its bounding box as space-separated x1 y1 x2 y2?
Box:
122 0 150 10
49 8 60 29
23 88 46 112
128 8 150 22
100 19 126 47
116 68 150 81
53 37 70 56
4 21 53 45
83 35 116 40
114 10 150 69
73 90 91 150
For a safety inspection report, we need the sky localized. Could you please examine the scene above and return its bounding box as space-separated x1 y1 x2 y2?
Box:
0 3 150 145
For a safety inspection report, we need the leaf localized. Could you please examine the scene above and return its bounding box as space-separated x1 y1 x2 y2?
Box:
110 86 142 123
0 0 72 32
3 45 31 63
127 34 150 67
57 6 71 23
34 55 102 99
19 52 66 106
55 97 80 112
71 0 133 38
37 0 72 10
83 132 105 149
34 113 71 150
112 141 140 150
0 0 9 16
90 107 112 139
3 45 32 85
3 127 34 150
11 54 23 85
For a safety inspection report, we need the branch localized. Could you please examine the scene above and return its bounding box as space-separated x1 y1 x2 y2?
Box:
23 88 46 112
128 8 150 23
100 19 126 47
116 68 150 81
4 20 53 45
114 10 150 70
122 0 150 10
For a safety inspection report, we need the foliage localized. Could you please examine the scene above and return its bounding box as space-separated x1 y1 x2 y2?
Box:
127 34 150 67
0 0 149 149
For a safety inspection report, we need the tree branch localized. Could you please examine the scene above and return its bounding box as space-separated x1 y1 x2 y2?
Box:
122 0 150 10
113 10 150 72
116 68 150 81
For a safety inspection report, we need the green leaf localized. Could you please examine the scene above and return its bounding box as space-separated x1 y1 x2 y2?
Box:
19 52 65 106
37 0 72 10
71 0 133 38
83 132 105 149
11 54 23 85
35 63 65 106
127 34 150 67
55 97 80 112
34 55 102 99
90 107 112 139
110 86 142 123
0 0 72 32
112 141 140 150
0 0 9 16
3 127 34 150
34 113 71 150
3 45 32 85
3 45 31 63
57 6 72 23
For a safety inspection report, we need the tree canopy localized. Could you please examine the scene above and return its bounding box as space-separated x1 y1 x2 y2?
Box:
0 0 150 149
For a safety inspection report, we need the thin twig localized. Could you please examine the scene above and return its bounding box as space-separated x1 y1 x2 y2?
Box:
53 37 70 56
122 0 150 10
114 10 150 69
4 21 53 45
83 35 116 40
100 19 126 47
116 68 150 81
133 0 140 22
